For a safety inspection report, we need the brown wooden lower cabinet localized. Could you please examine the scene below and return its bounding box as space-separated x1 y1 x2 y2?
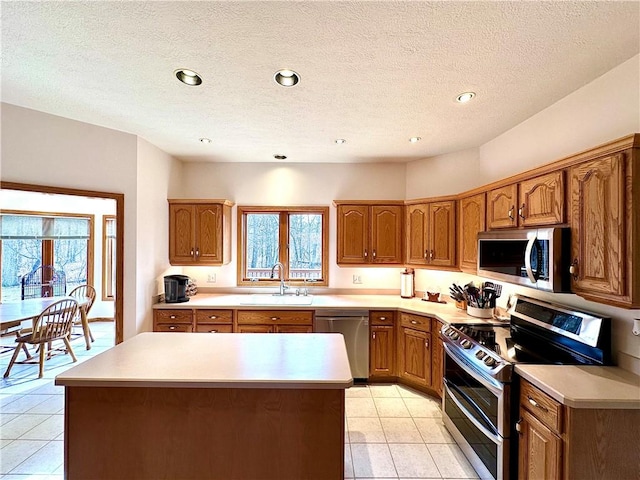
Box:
369 311 396 378
236 310 314 334
517 378 640 480
153 309 193 332
399 327 430 386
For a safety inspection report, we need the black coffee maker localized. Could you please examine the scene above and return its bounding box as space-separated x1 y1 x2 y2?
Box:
164 275 190 303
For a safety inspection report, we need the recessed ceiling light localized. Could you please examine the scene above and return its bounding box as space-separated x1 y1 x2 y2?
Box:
199 138 212 144
456 92 475 103
175 68 202 86
274 69 300 87
409 137 421 143
335 139 347 144
273 154 287 160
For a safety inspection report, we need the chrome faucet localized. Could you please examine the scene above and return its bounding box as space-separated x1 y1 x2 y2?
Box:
270 262 288 295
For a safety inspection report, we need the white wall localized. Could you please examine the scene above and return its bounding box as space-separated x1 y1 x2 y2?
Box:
179 162 408 290
135 138 183 332
0 103 139 339
406 147 481 199
0 190 116 317
409 55 640 373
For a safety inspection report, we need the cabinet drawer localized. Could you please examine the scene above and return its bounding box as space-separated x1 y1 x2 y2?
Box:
520 380 563 433
400 312 431 331
195 309 233 324
194 324 233 334
237 310 313 325
154 309 193 324
155 324 193 333
370 311 395 326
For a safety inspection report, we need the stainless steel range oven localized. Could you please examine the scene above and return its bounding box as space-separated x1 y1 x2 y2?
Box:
441 295 611 480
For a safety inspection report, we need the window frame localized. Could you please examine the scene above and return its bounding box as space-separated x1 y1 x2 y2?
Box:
236 206 329 287
0 209 95 301
102 215 116 301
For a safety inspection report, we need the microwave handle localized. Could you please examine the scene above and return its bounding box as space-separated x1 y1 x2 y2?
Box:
524 236 540 283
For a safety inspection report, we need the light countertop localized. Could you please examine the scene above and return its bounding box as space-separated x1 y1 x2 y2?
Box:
516 364 640 409
153 293 502 326
55 332 353 389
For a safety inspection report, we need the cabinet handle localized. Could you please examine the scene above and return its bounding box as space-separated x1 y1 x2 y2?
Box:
209 330 218 333
372 250 376 258
424 250 428 259
518 203 525 219
195 248 200 258
270 317 279 321
364 249 368 258
425 340 429 348
379 316 386 321
527 396 548 412
569 259 579 280
515 418 522 433
508 206 515 220
190 249 194 257
372 332 376 339
411 320 418 325
208 315 217 319
169 315 176 319
429 250 434 261
169 325 176 330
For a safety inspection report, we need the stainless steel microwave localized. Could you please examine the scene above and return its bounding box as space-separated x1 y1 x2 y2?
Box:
477 227 571 292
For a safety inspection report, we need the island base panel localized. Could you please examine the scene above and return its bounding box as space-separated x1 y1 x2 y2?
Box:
64 386 345 480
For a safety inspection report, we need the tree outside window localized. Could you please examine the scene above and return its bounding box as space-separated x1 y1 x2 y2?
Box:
238 206 329 286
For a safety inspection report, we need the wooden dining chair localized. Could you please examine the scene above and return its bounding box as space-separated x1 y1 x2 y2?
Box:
3 298 79 379
69 284 97 348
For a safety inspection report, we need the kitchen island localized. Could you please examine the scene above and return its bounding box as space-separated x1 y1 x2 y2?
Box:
55 332 352 480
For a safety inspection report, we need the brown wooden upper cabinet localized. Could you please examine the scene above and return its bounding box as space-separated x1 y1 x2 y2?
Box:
458 193 486 273
487 171 565 229
406 200 456 268
568 151 639 307
168 199 233 265
335 202 404 265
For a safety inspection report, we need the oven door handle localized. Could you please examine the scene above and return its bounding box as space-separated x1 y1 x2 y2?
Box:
444 381 503 446
443 343 504 396
443 379 500 438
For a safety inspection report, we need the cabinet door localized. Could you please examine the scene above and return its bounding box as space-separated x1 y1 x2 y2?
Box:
236 325 274 333
428 201 456 267
371 205 403 264
431 319 444 397
399 327 430 386
569 154 625 297
337 205 369 264
406 204 429 265
169 204 195 264
194 204 223 264
518 410 562 480
488 184 518 229
370 326 395 376
459 193 486 272
519 171 565 227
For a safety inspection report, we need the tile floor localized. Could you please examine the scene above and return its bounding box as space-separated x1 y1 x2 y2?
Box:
344 384 478 479
1 324 479 479
1 321 115 479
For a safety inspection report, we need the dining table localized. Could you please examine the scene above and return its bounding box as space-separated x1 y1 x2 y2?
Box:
0 295 92 352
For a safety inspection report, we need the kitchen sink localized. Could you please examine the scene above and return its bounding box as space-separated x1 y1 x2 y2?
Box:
238 294 314 306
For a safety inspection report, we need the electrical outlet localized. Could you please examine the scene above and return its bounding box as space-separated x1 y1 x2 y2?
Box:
207 274 216 283
353 275 362 284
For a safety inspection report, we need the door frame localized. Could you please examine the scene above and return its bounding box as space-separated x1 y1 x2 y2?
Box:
1 181 125 344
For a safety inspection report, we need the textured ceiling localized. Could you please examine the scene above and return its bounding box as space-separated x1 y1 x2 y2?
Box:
2 1 639 164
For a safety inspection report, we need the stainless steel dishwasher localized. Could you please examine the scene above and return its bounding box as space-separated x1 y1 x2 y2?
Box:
314 310 369 382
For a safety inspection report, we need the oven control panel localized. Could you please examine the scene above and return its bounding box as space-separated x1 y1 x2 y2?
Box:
441 324 512 383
